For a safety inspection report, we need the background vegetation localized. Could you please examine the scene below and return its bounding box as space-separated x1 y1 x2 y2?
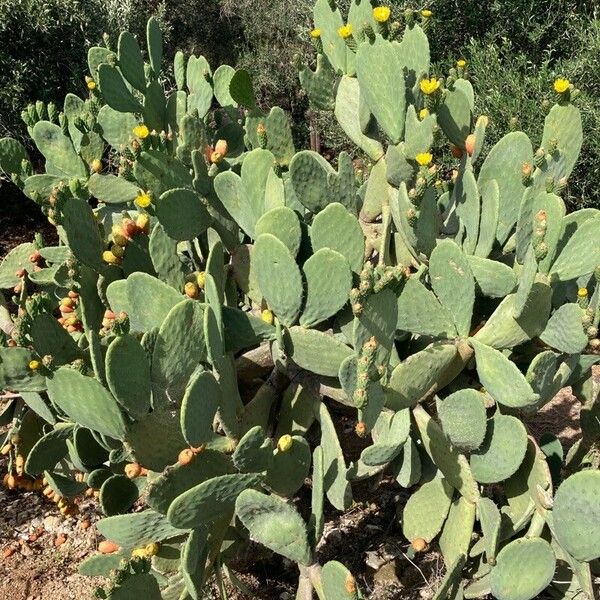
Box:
1 0 599 206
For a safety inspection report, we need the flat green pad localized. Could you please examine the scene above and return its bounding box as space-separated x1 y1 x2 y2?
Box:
539 303 587 354
180 370 221 447
287 327 353 377
106 272 183 333
106 334 152 420
156 188 211 241
470 415 528 483
24 424 73 476
146 449 233 515
402 476 453 543
300 248 352 328
386 342 457 410
255 207 302 258
235 489 312 566
321 560 360 600
252 233 303 327
470 339 538 409
99 474 139 516
167 473 262 529
46 367 127 440
44 470 87 498
96 509 187 548
438 389 487 451
266 436 311 497
429 240 475 336
490 538 556 600
151 299 207 404
310 202 364 274
413 405 479 503
553 470 600 562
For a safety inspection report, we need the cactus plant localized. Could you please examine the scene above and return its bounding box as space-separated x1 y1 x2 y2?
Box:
0 6 599 600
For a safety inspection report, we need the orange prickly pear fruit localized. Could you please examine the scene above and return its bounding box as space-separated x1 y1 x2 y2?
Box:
98 540 119 554
178 448 195 466
411 538 427 552
124 463 142 479
184 282 199 299
465 134 476 156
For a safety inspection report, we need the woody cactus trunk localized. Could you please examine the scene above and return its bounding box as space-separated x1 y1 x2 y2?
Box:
1 3 600 600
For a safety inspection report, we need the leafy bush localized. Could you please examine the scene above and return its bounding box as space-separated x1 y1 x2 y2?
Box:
1 4 600 599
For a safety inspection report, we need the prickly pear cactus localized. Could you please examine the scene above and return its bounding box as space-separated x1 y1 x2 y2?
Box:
1 6 599 600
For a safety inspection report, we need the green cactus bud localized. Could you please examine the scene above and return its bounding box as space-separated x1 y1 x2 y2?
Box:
112 312 130 336
69 178 84 197
577 287 589 309
534 147 546 167
26 103 37 123
534 240 548 261
47 102 58 122
555 176 568 194
21 108 33 127
363 23 376 43
35 100 46 121
521 161 533 185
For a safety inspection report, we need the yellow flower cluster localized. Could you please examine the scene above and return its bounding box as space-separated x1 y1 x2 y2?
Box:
421 9 432 18
133 124 150 139
554 78 570 94
456 59 467 68
420 77 440 95
415 152 433 166
373 6 391 23
310 28 321 39
418 108 429 120
338 24 353 39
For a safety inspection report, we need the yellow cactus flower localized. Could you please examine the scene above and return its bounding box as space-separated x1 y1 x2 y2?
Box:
133 124 150 139
338 24 353 39
421 9 432 18
373 6 391 23
131 547 149 559
418 108 430 120
29 360 40 371
261 308 274 325
578 287 588 298
277 435 293 452
135 191 152 208
415 152 433 166
456 59 467 68
196 271 206 289
86 79 97 91
420 77 440 95
310 28 321 38
553 78 570 94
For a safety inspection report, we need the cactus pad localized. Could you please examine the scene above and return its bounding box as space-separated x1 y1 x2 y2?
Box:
490 538 556 600
235 489 312 566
